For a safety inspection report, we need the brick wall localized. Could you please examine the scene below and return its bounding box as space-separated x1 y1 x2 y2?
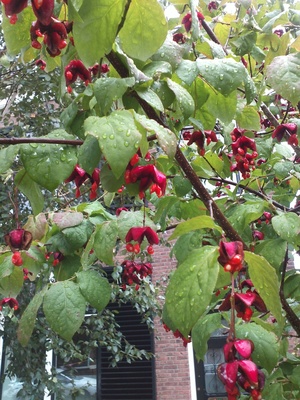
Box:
151 235 192 400
115 229 192 400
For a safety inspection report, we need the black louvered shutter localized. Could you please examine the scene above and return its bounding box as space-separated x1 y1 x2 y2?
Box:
98 301 156 400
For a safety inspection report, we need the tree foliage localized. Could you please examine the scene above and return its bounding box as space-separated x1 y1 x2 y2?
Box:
1 0 300 398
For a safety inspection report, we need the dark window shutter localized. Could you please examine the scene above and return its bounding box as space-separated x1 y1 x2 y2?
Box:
98 301 156 400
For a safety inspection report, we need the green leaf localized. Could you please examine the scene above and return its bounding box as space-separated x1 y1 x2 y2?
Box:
23 214 48 241
272 213 300 244
196 58 246 96
261 383 284 399
77 201 115 221
166 78 195 119
228 200 267 232
0 145 20 173
93 77 135 116
169 216 222 240
94 221 118 265
235 323 279 373
171 232 203 265
101 163 124 192
0 266 24 298
153 196 179 231
0 255 14 280
17 286 48 347
162 246 220 337
192 313 222 361
175 60 198 86
173 176 192 197
46 221 93 255
266 53 300 105
80 231 97 271
203 89 237 125
232 31 257 56
84 111 142 179
15 169 44 216
245 251 284 331
51 212 83 229
284 272 300 301
119 0 168 62
43 281 86 341
77 270 111 312
53 255 82 281
136 88 164 112
20 130 77 191
142 61 172 78
236 105 261 131
255 238 287 273
22 247 45 277
151 35 185 69
72 0 127 65
62 220 94 251
77 135 101 175
133 112 177 159
2 7 35 56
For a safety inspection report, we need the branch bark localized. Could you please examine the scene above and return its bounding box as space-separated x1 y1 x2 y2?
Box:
106 50 248 247
280 249 300 336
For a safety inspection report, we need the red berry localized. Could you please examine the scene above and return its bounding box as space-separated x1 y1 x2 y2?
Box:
126 243 134 252
12 252 23 266
147 245 154 255
224 264 232 272
230 254 243 266
66 71 73 81
133 243 140 254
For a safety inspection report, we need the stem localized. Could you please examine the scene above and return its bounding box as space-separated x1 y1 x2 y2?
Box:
201 20 228 55
228 273 236 342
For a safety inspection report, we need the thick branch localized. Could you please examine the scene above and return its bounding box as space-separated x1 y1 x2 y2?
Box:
174 148 247 245
106 50 248 247
0 137 83 145
280 249 300 337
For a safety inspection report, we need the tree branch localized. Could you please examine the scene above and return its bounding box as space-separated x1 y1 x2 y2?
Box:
106 50 248 248
0 137 83 145
279 249 300 337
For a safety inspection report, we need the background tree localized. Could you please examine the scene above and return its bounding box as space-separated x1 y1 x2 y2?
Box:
1 0 300 399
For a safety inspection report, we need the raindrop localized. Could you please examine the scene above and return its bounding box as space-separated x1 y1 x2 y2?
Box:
102 134 107 139
30 143 38 148
126 130 131 137
109 134 114 140
160 53 165 57
124 141 129 147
